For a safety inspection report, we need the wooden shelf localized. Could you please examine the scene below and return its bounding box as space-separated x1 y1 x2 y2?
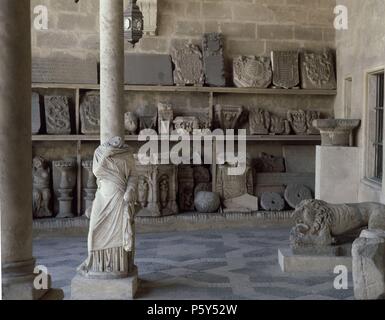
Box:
32 83 336 95
32 134 321 142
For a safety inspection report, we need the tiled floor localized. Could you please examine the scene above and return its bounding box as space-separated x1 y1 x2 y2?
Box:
33 227 354 300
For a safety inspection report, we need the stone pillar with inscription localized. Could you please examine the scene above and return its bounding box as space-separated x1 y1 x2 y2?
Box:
0 0 62 300
100 0 125 143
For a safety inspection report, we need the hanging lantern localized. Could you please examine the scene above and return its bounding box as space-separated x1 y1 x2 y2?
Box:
124 0 144 46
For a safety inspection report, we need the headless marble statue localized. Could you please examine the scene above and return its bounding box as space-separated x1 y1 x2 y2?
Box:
78 136 138 279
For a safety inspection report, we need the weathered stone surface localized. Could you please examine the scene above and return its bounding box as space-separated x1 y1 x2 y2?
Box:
284 184 312 209
224 194 259 212
316 146 359 203
249 108 270 135
255 152 285 173
53 159 76 218
215 104 243 130
44 96 71 134
173 116 199 134
194 182 212 197
270 114 291 135
261 192 285 211
300 51 337 90
32 156 52 219
32 92 41 134
32 57 98 84
137 0 157 36
81 160 96 217
202 33 225 87
194 191 220 213
283 145 315 173
287 110 307 135
136 105 158 131
271 51 300 89
233 56 272 88
157 102 173 134
124 54 173 85
80 93 100 134
352 230 385 300
124 112 138 135
179 166 195 212
306 110 320 135
313 119 361 147
172 43 204 86
71 267 138 300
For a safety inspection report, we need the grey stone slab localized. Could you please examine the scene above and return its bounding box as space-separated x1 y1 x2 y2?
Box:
79 93 100 134
284 184 313 209
261 192 285 211
124 53 174 85
32 92 41 134
278 248 352 272
32 57 98 84
44 96 71 134
283 145 316 173
202 33 226 87
271 51 300 89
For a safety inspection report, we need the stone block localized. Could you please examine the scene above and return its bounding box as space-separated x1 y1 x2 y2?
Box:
202 33 226 87
315 146 359 203
32 57 98 84
124 53 173 86
352 230 385 300
44 96 72 134
278 248 352 272
80 92 100 134
224 194 259 212
283 145 315 173
71 267 138 300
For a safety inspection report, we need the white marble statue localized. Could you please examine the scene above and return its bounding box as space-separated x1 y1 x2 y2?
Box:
78 136 138 279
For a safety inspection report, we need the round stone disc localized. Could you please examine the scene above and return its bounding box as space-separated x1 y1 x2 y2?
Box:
284 184 312 209
260 192 285 211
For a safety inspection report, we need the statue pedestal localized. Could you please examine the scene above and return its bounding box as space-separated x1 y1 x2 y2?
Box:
70 267 138 300
278 248 352 273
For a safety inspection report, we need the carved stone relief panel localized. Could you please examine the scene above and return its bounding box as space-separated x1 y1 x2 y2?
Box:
306 110 321 135
300 51 337 90
233 56 272 88
80 92 100 134
173 116 199 134
157 102 174 134
287 110 307 135
271 51 300 89
172 43 205 86
249 108 271 135
44 96 71 134
202 33 226 87
270 114 291 135
214 105 243 130
32 156 52 218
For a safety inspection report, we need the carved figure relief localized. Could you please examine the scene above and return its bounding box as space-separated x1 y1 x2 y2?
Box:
233 56 272 88
32 156 52 218
44 95 71 134
271 51 300 89
250 108 271 135
157 102 174 134
300 51 337 89
255 152 285 173
80 93 100 134
172 43 205 86
124 112 138 135
287 110 307 135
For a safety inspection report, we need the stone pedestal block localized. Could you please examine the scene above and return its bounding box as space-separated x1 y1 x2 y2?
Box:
315 146 359 203
352 230 385 300
71 267 138 300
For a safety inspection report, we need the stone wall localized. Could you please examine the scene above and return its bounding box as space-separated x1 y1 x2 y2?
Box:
334 0 385 203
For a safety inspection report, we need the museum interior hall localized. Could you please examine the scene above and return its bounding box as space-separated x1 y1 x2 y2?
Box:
1 0 385 301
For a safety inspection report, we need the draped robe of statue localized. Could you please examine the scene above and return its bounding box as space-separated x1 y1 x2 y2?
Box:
78 140 137 279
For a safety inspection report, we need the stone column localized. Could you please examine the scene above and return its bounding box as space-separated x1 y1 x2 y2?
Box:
100 0 125 143
0 0 34 299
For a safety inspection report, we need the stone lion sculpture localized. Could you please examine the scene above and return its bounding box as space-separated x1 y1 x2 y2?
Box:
290 199 385 249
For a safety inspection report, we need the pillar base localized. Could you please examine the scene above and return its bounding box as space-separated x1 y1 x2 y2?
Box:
71 266 138 300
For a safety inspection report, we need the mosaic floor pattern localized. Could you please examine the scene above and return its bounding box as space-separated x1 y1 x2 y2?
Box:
33 227 354 300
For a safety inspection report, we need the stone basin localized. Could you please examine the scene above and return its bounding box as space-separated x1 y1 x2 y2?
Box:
313 119 361 146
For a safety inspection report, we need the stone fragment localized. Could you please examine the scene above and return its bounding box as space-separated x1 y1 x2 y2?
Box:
136 105 158 131
300 51 337 90
287 110 307 135
53 159 76 218
352 230 385 300
306 110 320 135
224 194 259 212
124 112 138 135
32 156 52 218
284 184 312 209
271 51 300 89
172 43 204 86
255 152 285 173
194 191 220 213
173 116 199 134
178 166 195 212
32 57 98 84
32 92 41 134
80 92 100 134
202 33 225 87
233 56 272 88
270 114 291 135
137 0 158 36
313 119 361 146
261 192 285 211
124 54 173 86
250 108 270 135
215 104 243 130
157 102 173 134
44 96 71 134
